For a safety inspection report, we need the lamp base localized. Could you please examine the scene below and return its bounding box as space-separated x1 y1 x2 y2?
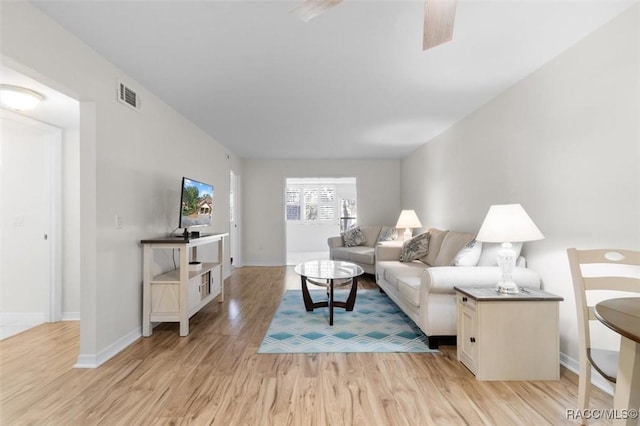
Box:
403 228 412 241
495 242 519 294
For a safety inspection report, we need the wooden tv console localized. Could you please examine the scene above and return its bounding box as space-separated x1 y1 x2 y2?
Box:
141 233 227 336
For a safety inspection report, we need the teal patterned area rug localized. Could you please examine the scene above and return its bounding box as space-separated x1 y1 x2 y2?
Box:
258 289 436 353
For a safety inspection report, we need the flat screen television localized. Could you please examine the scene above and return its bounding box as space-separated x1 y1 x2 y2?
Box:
179 177 214 238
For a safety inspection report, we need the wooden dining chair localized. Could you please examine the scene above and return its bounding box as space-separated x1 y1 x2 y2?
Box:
567 248 640 424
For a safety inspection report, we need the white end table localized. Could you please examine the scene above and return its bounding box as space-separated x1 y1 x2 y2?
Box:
454 286 563 381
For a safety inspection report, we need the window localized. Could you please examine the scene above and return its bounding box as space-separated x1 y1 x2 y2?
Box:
286 184 336 223
285 188 301 220
340 198 357 231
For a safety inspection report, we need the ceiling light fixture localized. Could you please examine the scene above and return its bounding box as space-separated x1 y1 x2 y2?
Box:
0 84 44 111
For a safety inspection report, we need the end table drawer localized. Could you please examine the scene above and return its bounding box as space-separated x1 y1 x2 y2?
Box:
457 293 476 310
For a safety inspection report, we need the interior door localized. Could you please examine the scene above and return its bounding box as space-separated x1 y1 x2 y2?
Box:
229 170 240 268
1 111 61 324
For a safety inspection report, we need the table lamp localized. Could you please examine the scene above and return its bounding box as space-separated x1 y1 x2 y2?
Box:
476 204 544 294
396 210 422 241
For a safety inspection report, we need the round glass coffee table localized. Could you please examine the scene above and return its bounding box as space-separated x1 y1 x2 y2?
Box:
294 260 364 325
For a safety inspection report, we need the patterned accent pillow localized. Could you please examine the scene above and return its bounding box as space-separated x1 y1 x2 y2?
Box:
400 232 430 262
378 226 398 242
341 226 366 247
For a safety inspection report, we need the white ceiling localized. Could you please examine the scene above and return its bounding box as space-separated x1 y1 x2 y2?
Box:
32 0 634 159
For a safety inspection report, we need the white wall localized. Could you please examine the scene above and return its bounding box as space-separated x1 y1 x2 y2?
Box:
401 6 639 365
243 159 401 265
1 2 241 365
61 128 81 317
287 223 339 253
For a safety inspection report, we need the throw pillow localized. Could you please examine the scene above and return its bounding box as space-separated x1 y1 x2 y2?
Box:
421 228 449 266
378 226 398 242
434 232 475 266
477 242 523 266
452 239 483 266
400 232 430 262
341 226 366 247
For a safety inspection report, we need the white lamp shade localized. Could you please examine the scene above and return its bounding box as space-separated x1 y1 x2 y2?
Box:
476 204 544 243
396 210 422 229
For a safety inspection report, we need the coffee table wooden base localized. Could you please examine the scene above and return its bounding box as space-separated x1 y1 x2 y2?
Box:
300 275 358 325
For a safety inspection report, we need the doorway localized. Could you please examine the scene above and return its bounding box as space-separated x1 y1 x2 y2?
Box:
285 177 357 265
0 64 80 341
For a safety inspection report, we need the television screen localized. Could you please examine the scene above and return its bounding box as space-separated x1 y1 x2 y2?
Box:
179 177 214 229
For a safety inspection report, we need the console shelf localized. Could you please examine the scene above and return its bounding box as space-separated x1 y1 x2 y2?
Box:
151 262 220 283
141 233 227 337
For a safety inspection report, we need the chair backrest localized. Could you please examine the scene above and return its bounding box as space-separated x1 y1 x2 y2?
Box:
567 248 640 352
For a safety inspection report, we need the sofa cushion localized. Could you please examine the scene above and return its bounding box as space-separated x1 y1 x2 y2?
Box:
400 232 430 262
477 242 523 266
421 228 448 266
342 226 366 247
346 246 376 265
331 246 375 265
397 276 421 307
433 231 474 266
452 239 483 266
359 226 382 247
378 261 426 291
330 246 352 262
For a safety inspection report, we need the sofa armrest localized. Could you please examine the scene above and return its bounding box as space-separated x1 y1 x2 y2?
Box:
327 236 344 249
375 242 403 261
422 266 541 294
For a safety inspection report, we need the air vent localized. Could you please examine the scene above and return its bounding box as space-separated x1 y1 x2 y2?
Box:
117 81 140 110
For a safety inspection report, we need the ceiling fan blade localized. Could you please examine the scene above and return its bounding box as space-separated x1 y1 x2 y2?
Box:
290 0 344 23
423 0 457 50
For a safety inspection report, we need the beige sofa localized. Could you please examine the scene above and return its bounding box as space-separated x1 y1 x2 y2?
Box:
376 228 542 349
327 226 388 274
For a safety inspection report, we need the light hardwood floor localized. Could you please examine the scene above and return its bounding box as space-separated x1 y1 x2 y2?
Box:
1 266 613 425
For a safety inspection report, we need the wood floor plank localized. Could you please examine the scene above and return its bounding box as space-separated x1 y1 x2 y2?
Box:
0 266 615 425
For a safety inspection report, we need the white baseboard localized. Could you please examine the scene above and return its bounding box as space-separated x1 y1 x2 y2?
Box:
74 326 142 369
560 352 614 396
0 312 46 327
62 312 80 321
1 312 79 324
